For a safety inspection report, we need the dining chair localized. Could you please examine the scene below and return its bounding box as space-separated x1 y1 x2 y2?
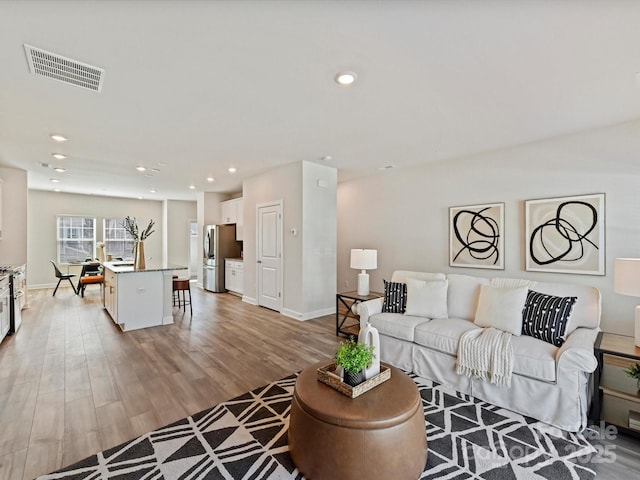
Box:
77 259 104 297
51 260 77 296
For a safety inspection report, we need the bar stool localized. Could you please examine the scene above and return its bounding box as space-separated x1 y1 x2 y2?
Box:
173 278 192 315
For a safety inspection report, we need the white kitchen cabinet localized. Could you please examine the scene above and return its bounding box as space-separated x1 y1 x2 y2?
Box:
225 259 243 295
220 197 244 240
103 267 118 322
221 199 237 224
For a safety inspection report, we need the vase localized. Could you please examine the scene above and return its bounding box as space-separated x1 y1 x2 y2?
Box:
134 241 146 270
344 369 366 387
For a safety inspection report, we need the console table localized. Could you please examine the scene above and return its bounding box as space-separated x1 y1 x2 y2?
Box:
336 291 382 337
592 332 640 435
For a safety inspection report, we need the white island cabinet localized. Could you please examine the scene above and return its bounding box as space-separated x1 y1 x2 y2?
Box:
103 261 187 331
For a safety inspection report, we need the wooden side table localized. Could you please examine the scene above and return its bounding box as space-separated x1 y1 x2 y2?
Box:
592 332 640 435
335 291 383 337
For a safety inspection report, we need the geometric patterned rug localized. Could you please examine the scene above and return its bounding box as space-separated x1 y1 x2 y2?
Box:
38 373 597 480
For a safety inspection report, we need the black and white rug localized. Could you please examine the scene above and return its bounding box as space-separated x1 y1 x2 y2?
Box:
39 373 597 480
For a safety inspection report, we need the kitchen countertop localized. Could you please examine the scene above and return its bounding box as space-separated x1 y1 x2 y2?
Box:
103 261 187 274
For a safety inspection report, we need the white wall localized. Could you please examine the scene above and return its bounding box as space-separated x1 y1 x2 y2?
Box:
165 199 197 275
337 120 640 336
0 167 28 265
28 190 164 287
242 161 337 319
243 162 303 312
302 162 337 315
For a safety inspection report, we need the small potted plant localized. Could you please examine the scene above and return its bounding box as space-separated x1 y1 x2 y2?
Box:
335 339 375 387
625 362 640 390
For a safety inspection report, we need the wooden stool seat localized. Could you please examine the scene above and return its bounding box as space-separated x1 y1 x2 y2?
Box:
173 278 192 315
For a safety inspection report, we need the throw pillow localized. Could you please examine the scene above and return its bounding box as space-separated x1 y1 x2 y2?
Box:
522 290 577 347
382 280 407 313
404 278 448 318
474 284 528 335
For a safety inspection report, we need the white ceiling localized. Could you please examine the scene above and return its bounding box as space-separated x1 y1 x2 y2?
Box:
1 0 640 201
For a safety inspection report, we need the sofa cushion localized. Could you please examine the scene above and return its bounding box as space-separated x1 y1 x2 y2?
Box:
370 313 428 342
510 334 558 382
404 279 448 318
382 280 407 313
474 285 527 335
414 318 480 355
391 270 446 284
414 318 558 382
530 281 600 334
447 274 489 321
522 290 577 347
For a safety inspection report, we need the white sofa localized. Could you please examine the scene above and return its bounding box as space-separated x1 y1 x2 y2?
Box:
358 271 601 432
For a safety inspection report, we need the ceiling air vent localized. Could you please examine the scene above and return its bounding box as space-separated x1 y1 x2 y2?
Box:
24 44 104 92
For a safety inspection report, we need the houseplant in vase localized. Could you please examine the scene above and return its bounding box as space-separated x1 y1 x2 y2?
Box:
335 339 375 387
122 216 155 270
625 362 640 390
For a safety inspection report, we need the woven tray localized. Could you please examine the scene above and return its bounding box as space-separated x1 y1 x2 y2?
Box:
317 363 391 398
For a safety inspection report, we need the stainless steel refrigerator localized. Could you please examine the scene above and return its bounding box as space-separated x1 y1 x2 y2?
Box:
203 224 242 292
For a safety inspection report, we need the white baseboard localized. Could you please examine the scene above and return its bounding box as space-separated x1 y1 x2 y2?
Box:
282 306 335 322
29 283 65 290
242 295 258 305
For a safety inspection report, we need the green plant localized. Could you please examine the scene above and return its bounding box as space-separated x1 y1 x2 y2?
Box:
624 362 640 380
122 216 155 241
334 339 375 375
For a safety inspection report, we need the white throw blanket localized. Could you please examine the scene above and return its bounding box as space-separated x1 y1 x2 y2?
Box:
456 327 514 387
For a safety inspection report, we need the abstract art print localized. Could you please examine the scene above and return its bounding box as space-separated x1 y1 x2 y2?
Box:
525 193 605 275
450 203 504 269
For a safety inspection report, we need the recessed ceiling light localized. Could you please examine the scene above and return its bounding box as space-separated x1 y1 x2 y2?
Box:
53 167 66 173
50 178 61 183
321 155 333 162
136 166 146 172
207 177 215 182
378 165 395 170
151 168 160 173
52 153 66 160
334 71 357 86
53 188 61 192
50 134 68 142
150 189 157 193
189 184 196 189
137 196 143 200
228 167 237 173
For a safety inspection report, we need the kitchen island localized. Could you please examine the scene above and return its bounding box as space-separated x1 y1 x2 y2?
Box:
102 261 187 332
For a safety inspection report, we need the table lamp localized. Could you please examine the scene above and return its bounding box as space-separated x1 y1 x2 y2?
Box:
614 257 640 347
350 249 377 296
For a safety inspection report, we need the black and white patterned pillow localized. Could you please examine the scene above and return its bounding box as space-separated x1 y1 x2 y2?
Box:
382 280 407 313
521 290 577 347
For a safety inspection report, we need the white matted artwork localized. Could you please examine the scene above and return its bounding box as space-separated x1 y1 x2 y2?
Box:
525 193 605 275
449 203 504 270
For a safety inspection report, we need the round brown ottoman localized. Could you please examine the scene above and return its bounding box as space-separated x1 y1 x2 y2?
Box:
288 361 427 480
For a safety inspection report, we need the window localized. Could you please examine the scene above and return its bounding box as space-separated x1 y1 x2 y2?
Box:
103 218 135 260
57 216 96 263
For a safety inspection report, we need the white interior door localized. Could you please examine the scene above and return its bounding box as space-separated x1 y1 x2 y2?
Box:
257 202 282 311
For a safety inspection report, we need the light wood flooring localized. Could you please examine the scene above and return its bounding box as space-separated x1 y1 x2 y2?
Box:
0 285 338 479
1 285 638 479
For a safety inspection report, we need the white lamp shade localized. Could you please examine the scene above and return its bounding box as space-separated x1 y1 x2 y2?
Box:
350 249 377 270
614 258 640 297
